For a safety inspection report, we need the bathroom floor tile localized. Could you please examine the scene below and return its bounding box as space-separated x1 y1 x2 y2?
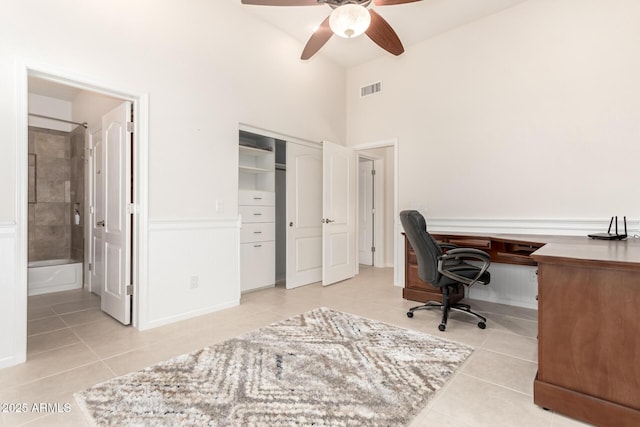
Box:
27 328 80 357
50 299 100 316
27 316 67 336
27 305 57 321
59 308 110 327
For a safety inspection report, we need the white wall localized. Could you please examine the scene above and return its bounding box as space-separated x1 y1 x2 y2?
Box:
0 0 345 368
346 0 640 223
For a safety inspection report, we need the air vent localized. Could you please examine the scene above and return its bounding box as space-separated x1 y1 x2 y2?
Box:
360 81 382 97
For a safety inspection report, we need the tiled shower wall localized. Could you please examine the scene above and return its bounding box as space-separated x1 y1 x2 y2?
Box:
28 126 85 262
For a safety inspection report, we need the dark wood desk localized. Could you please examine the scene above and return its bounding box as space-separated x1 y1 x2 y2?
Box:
532 240 640 427
402 232 582 304
403 232 640 426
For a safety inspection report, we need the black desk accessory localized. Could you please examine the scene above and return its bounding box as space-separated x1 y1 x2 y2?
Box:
588 216 627 240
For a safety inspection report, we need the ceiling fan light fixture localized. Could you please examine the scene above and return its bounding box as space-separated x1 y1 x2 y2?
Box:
329 4 371 39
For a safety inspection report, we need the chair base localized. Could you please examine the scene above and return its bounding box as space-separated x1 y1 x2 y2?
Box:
407 300 487 331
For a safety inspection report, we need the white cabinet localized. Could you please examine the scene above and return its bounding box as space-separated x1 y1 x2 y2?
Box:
240 241 275 291
239 129 276 292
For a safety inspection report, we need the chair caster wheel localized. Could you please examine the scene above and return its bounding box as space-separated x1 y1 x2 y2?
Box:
438 324 446 331
407 311 414 318
478 322 486 329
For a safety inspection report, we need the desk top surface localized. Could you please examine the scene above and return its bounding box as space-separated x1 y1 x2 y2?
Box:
532 238 640 266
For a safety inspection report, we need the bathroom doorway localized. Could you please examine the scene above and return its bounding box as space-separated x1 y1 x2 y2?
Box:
24 71 146 342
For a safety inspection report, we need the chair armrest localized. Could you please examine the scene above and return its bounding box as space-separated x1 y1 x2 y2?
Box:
437 248 491 286
438 242 458 251
445 248 491 263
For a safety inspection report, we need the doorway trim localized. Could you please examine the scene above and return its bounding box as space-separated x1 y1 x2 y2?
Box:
352 138 399 286
15 61 150 362
357 153 384 268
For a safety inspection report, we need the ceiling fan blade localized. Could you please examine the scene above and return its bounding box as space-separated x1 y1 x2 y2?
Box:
301 16 333 60
241 0 322 5
373 0 422 5
365 10 405 56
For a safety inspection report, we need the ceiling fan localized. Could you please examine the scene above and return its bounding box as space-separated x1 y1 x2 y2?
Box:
241 0 422 60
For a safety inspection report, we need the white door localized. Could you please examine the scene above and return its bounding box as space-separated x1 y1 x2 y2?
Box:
286 142 323 289
100 102 132 325
89 129 103 296
322 141 356 286
358 158 374 266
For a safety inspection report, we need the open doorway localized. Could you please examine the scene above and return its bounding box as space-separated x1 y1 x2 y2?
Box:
358 156 376 266
19 69 148 361
354 140 398 282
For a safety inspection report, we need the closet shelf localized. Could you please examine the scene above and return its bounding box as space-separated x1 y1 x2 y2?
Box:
239 145 274 156
239 165 274 174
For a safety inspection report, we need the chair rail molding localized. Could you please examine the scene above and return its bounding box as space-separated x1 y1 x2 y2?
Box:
426 217 640 237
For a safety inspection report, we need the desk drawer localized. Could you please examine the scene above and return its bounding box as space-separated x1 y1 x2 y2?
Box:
241 223 275 243
239 205 275 223
448 238 491 249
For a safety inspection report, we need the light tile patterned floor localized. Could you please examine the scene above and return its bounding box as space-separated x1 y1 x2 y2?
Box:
0 267 591 426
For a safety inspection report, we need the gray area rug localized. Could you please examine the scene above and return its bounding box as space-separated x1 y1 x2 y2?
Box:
75 307 473 426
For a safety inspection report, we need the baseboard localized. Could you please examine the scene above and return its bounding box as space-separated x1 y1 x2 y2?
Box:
0 354 25 370
144 299 240 330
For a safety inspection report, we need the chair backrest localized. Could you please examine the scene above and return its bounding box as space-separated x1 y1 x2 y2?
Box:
400 210 442 285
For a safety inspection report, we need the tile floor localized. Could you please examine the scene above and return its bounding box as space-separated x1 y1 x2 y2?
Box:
0 267 591 426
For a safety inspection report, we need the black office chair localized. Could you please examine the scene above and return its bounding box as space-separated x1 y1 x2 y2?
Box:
400 210 490 331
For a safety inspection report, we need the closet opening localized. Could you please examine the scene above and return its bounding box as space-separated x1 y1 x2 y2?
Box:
238 126 323 293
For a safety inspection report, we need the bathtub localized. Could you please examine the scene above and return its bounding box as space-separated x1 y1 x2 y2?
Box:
28 259 83 296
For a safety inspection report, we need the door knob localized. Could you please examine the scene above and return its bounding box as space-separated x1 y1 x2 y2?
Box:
289 222 293 227
97 220 105 227
323 218 335 224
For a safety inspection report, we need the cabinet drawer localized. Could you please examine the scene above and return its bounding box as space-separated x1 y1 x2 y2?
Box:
240 241 275 292
239 190 275 206
239 205 275 223
241 222 275 243
448 238 491 249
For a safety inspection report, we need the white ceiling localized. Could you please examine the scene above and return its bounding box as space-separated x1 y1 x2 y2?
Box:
237 0 527 68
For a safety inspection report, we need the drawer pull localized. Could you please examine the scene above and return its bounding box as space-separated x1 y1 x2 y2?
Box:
254 244 262 248
253 213 262 216
253 197 262 200
253 231 263 234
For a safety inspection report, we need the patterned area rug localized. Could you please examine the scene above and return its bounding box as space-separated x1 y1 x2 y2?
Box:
75 307 473 426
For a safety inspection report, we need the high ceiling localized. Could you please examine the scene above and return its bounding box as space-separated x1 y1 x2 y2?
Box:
237 0 527 68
